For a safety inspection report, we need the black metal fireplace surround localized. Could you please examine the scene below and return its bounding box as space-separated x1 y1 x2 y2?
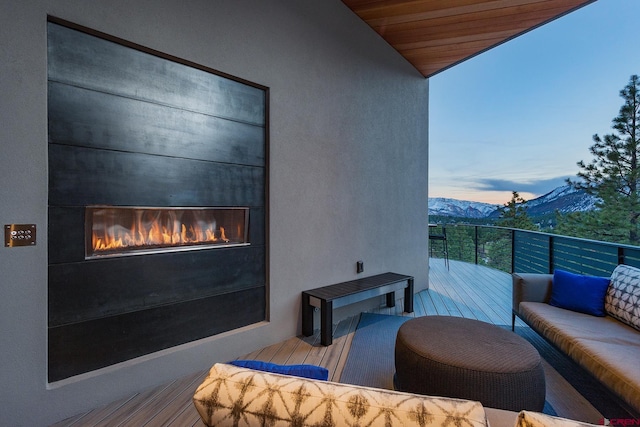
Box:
47 18 267 382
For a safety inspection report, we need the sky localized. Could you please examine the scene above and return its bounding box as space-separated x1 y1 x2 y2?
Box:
428 0 640 205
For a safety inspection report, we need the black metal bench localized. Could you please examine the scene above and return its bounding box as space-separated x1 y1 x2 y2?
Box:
301 272 414 346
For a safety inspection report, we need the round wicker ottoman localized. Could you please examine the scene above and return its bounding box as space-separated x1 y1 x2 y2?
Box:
394 316 545 412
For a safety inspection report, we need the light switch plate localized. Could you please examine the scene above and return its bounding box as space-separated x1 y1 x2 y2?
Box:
4 224 36 247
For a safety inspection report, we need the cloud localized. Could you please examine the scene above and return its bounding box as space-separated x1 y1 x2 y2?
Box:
473 176 573 196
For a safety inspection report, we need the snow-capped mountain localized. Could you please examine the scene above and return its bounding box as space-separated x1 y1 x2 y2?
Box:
428 198 498 218
429 185 598 219
518 185 598 216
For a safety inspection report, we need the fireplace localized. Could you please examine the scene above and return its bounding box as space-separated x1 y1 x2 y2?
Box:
47 20 267 382
86 206 249 258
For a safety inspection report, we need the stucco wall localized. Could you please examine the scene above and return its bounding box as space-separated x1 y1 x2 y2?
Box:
0 0 429 424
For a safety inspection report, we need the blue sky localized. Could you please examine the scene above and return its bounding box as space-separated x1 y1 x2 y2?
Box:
429 0 640 205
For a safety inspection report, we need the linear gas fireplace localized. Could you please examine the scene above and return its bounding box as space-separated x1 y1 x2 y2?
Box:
47 20 266 383
85 206 249 259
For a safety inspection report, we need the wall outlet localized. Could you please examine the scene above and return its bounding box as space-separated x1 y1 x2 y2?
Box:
356 260 364 274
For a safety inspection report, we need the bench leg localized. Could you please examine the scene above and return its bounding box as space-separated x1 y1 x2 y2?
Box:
301 292 314 337
320 300 333 346
404 278 414 313
386 291 395 308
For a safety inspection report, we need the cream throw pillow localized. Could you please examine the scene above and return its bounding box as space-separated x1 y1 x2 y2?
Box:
193 363 488 427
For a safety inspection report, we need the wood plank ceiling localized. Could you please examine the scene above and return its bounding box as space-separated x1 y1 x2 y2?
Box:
341 0 596 78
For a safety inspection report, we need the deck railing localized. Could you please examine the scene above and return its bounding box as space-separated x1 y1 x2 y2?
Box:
429 224 640 276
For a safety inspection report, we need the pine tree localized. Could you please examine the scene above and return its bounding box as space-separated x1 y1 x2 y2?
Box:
483 192 536 273
554 209 628 242
496 191 536 230
567 75 640 244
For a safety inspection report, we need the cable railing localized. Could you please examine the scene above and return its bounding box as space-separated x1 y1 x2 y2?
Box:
429 224 640 276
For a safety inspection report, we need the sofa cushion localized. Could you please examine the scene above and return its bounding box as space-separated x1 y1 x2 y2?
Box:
549 269 610 316
519 301 640 414
605 264 640 331
193 363 488 427
228 359 328 380
517 410 599 427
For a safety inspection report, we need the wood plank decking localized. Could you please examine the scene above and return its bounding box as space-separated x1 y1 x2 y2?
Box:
51 259 603 426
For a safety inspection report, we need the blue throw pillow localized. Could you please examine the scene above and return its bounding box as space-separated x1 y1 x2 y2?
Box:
550 269 610 316
228 360 329 380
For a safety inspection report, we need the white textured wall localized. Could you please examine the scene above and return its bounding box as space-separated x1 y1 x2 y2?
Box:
0 0 429 424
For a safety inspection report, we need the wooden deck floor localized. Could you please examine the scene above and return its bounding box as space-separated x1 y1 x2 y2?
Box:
51 259 602 426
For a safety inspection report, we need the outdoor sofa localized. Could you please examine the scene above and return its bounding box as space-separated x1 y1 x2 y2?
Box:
193 362 597 427
512 264 640 415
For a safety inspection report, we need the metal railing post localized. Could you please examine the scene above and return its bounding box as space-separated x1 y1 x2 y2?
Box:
474 226 479 265
548 235 554 274
510 229 515 273
618 246 624 266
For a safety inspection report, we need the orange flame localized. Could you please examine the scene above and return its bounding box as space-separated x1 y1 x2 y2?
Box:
90 208 234 254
